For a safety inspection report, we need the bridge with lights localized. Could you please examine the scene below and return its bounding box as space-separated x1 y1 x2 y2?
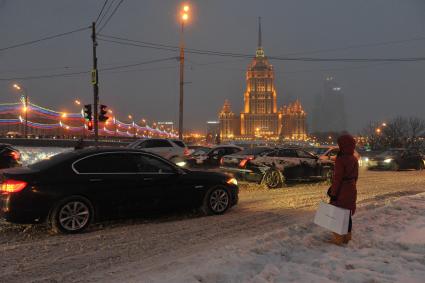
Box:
0 101 177 140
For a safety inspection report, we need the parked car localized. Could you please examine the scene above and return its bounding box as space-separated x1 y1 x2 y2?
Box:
307 146 363 166
367 148 424 171
220 146 275 182
222 147 334 189
306 146 339 162
186 145 243 169
0 148 239 234
0 144 22 169
128 138 189 165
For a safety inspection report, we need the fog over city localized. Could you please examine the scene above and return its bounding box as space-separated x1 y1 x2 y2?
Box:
1 0 424 133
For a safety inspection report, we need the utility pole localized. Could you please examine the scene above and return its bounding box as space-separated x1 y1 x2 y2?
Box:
178 21 185 140
91 22 99 144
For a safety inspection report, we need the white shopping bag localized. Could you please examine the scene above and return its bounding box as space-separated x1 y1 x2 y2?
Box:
314 201 350 235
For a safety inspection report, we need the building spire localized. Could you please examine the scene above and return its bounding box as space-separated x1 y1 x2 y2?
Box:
255 17 265 58
258 16 262 48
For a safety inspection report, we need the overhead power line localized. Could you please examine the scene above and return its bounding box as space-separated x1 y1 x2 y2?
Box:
98 0 125 33
97 34 425 62
97 0 116 26
280 36 425 56
95 0 109 24
0 57 177 81
0 26 90 52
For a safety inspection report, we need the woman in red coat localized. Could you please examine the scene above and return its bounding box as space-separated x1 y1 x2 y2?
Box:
328 134 359 245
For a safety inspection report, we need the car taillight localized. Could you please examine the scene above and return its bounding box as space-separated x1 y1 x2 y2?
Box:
0 179 27 193
239 156 254 168
10 151 20 160
220 157 224 166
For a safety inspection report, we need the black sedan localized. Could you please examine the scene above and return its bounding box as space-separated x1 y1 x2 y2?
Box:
367 148 424 171
221 147 334 189
0 148 238 233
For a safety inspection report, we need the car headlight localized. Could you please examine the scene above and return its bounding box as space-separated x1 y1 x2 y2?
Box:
364 157 369 162
227 177 238 186
176 161 186 167
384 158 393 163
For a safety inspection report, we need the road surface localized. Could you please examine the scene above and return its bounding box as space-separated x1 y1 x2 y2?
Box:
1 170 424 282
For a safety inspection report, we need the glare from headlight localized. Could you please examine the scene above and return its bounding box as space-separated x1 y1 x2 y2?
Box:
227 177 238 186
364 157 369 162
176 161 186 167
384 158 393 163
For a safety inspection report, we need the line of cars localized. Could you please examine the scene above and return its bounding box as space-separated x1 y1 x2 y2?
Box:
1 138 424 234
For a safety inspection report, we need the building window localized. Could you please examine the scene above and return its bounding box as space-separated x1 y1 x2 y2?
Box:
257 80 265 92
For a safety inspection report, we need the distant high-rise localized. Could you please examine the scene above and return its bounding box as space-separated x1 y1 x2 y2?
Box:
311 76 346 133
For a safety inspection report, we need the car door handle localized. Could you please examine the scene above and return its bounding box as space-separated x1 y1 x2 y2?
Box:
89 178 103 182
143 177 153 181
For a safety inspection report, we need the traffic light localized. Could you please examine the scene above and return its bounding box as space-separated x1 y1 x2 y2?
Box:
87 120 93 131
99 104 108 122
83 104 92 121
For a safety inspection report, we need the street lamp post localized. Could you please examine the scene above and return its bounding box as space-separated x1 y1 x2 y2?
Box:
13 84 29 139
178 4 190 141
74 99 85 139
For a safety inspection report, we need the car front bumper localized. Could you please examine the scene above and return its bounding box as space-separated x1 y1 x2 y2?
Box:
220 167 263 183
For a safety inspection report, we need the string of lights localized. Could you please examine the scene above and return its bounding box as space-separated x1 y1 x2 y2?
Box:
0 102 176 136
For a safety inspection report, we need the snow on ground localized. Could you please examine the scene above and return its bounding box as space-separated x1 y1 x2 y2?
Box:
1 170 424 282
133 192 425 283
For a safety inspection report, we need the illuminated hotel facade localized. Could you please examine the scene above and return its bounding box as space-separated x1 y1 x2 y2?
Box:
219 19 307 140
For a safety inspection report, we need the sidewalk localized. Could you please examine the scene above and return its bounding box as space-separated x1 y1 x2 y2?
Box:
142 192 425 283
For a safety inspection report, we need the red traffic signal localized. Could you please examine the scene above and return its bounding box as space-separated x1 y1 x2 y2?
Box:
87 120 93 131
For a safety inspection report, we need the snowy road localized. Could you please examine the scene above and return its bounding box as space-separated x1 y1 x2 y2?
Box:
1 170 425 282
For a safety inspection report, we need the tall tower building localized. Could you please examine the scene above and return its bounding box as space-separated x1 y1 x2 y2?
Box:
218 18 307 141
311 76 347 132
241 17 279 136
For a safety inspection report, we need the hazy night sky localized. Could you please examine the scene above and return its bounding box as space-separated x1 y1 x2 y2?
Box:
1 0 424 133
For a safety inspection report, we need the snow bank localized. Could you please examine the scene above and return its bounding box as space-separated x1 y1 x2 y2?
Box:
140 193 425 283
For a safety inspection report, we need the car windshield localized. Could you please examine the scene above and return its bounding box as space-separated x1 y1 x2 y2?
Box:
307 147 329 155
29 151 77 171
378 149 404 157
236 147 272 155
171 140 186 148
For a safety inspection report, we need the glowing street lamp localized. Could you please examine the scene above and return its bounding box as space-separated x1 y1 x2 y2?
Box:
12 83 29 138
178 3 191 140
74 99 81 105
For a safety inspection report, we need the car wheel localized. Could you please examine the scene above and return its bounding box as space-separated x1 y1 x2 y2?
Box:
263 169 284 189
391 162 400 171
325 169 334 184
200 186 231 215
49 196 94 234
